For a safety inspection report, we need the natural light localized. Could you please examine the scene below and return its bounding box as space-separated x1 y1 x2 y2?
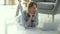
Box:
0 0 60 34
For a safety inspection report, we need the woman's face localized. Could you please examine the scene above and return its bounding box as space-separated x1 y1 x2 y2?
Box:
29 5 37 15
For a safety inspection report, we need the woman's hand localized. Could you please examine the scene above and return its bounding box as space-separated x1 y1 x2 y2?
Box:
29 12 36 19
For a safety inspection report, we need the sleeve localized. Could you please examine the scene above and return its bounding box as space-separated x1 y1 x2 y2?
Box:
34 14 38 25
22 11 28 28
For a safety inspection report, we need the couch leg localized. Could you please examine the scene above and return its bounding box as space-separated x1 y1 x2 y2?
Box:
52 15 54 23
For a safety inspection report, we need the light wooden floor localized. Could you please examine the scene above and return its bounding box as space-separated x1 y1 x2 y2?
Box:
0 5 60 34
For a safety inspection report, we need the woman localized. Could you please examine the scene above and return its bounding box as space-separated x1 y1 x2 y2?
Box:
22 2 38 28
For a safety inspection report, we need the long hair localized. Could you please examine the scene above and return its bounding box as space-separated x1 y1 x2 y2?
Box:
27 2 37 12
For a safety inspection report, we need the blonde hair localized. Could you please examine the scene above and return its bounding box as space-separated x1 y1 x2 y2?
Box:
27 2 37 13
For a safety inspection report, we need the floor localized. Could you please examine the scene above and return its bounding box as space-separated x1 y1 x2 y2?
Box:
0 5 60 34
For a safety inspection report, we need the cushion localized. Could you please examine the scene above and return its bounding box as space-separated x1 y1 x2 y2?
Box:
31 0 56 2
45 0 56 3
37 2 55 10
31 0 45 2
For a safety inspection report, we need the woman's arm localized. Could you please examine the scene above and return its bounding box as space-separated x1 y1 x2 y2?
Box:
26 16 32 26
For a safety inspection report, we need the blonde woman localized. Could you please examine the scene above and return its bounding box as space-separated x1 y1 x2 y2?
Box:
22 2 38 29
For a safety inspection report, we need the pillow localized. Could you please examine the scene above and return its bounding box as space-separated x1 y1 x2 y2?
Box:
43 23 58 31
